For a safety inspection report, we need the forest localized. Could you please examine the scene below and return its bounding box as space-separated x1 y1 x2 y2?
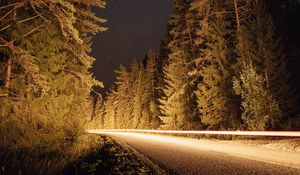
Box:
0 0 107 147
92 0 300 131
0 0 300 173
0 0 300 147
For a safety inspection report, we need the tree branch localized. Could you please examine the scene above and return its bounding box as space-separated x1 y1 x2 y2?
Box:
0 5 19 22
0 14 43 33
0 2 24 10
23 25 45 37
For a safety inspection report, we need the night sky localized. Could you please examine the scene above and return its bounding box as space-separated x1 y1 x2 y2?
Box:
92 0 173 89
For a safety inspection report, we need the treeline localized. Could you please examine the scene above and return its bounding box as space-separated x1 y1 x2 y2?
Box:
90 50 161 129
93 0 300 131
0 0 105 150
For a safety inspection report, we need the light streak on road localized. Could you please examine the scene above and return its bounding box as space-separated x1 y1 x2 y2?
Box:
87 129 300 137
88 130 300 170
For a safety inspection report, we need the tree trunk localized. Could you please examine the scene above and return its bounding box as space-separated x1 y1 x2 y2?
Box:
2 56 13 97
186 20 196 59
5 57 12 88
234 0 241 29
1 10 16 96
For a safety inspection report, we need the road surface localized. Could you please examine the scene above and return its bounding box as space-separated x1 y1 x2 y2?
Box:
94 132 300 175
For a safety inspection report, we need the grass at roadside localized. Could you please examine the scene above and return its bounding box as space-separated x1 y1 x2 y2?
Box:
63 136 155 175
0 135 155 175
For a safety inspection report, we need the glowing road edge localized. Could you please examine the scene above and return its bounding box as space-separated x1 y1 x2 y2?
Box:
87 129 300 137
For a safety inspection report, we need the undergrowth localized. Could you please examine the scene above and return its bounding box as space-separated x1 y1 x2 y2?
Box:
0 135 154 175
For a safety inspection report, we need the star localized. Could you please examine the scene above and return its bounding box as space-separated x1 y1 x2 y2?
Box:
92 0 173 88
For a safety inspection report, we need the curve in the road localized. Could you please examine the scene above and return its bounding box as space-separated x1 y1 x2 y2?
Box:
99 132 300 175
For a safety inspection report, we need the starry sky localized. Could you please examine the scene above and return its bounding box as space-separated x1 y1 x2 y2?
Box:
91 0 173 89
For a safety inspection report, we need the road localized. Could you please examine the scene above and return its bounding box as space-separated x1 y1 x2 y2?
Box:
92 131 300 175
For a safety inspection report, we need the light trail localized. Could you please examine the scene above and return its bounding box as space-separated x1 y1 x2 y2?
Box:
92 132 300 170
87 129 300 137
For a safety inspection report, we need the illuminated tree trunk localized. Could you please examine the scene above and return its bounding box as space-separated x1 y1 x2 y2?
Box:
234 0 240 29
234 0 246 68
4 56 12 96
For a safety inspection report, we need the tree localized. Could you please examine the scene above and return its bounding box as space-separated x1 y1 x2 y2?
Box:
0 0 106 149
236 0 298 127
132 64 145 128
88 94 105 129
169 0 195 56
160 48 193 129
144 50 161 128
159 0 202 129
113 65 133 128
103 88 117 129
233 65 280 130
195 0 241 130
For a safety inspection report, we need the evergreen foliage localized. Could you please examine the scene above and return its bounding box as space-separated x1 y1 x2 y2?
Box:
160 48 193 129
233 65 280 130
145 50 161 128
194 0 241 130
103 50 161 129
0 0 106 149
235 0 298 129
101 0 298 131
88 94 105 129
132 64 144 128
103 89 117 129
113 65 133 128
158 0 198 129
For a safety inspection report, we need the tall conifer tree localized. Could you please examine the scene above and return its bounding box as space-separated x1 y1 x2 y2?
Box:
0 0 106 148
235 0 298 129
160 48 193 129
145 50 161 128
195 0 241 130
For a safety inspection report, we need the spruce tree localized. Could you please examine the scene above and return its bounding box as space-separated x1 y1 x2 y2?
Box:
235 0 298 128
103 88 117 129
159 0 199 129
169 0 195 55
0 0 106 148
233 65 280 130
89 94 105 129
113 65 133 128
160 48 193 129
144 50 161 129
195 0 241 130
132 65 145 128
